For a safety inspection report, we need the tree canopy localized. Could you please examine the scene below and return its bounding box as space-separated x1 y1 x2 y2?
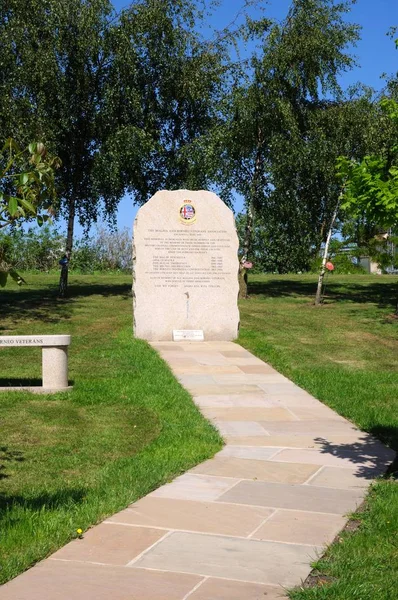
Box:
1 0 398 287
0 0 229 294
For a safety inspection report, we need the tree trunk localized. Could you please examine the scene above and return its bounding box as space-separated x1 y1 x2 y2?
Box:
59 197 75 298
239 199 254 299
315 196 341 306
238 267 248 299
238 126 264 300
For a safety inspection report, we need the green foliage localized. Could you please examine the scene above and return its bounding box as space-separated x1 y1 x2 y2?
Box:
309 251 367 275
201 0 374 269
0 226 64 272
337 99 398 228
0 225 132 274
0 139 60 285
0 0 228 294
0 140 59 230
0 0 227 219
72 227 132 273
236 212 315 273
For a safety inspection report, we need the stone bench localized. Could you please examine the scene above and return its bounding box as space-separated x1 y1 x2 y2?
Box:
0 335 71 391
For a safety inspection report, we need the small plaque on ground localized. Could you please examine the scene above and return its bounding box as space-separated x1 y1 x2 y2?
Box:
173 330 204 341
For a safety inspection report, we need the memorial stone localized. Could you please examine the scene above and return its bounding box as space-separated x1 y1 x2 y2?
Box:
133 190 239 341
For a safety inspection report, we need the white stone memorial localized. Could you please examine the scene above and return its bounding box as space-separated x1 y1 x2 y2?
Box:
133 190 239 341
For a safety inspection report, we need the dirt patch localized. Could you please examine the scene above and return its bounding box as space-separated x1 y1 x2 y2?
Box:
345 330 397 350
331 359 366 368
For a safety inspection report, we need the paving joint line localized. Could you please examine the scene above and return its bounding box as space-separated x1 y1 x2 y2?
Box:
212 476 244 499
246 509 277 539
301 465 325 485
284 406 302 421
181 577 208 600
49 558 117 567
126 530 173 567
133 565 284 588
100 520 321 546
213 499 349 516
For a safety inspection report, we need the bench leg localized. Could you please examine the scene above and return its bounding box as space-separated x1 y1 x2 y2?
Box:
42 346 69 389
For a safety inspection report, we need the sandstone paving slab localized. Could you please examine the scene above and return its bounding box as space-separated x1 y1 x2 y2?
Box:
192 457 319 484
307 466 379 489
185 385 263 395
0 559 202 600
177 375 217 386
180 354 231 366
220 350 255 358
194 393 278 407
157 352 198 362
218 480 365 514
172 365 242 374
289 406 348 422
202 407 296 422
133 531 320 587
239 364 280 374
151 344 186 351
226 434 371 448
223 358 271 367
179 342 236 351
217 445 282 460
51 523 167 566
251 509 346 546
263 395 324 408
271 448 391 471
212 374 291 384
106 497 273 537
188 341 240 348
262 419 360 436
161 357 198 367
149 473 239 501
215 420 268 436
188 577 288 599
257 383 312 395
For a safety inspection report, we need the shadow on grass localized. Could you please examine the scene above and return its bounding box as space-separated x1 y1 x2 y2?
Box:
248 278 397 310
0 378 42 387
0 283 131 324
0 488 87 512
0 447 25 481
315 430 397 480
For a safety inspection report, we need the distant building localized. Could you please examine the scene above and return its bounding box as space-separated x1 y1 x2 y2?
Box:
359 256 382 274
359 230 397 274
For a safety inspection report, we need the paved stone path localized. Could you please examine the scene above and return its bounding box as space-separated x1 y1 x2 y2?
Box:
1 342 394 600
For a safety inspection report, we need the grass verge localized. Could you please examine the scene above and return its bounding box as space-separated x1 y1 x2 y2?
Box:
0 273 222 584
239 274 398 600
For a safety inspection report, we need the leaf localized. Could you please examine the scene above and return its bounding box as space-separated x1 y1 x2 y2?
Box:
18 198 36 214
2 138 19 153
19 172 29 185
8 197 18 217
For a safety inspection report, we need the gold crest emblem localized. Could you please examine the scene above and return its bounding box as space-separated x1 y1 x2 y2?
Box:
179 201 196 225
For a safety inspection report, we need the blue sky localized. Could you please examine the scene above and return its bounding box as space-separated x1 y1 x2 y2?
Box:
87 0 398 235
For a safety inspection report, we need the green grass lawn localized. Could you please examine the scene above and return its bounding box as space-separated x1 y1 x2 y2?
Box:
0 273 222 584
1 272 397 597
239 273 398 600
